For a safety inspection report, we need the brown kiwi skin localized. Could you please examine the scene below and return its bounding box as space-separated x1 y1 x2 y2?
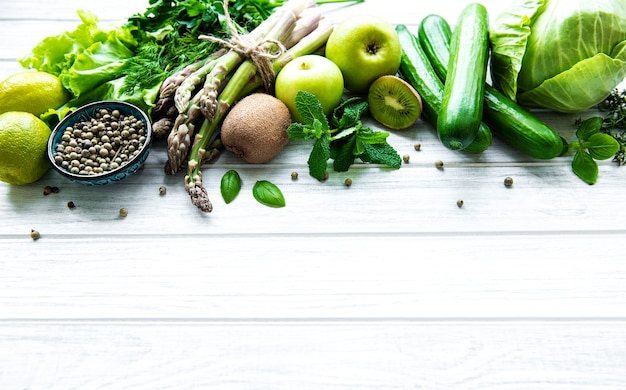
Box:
367 75 423 130
220 93 292 164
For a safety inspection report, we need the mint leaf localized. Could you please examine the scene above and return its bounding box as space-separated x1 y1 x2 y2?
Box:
586 133 620 160
286 122 309 140
252 180 285 208
220 169 242 204
331 126 358 141
572 151 598 185
331 97 368 129
355 127 390 145
308 133 331 181
331 136 357 172
576 117 602 140
358 141 402 169
295 90 328 129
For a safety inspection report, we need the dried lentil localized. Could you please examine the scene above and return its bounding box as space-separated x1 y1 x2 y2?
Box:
344 178 352 187
403 154 410 163
435 160 444 170
53 109 146 176
504 176 514 187
119 207 129 218
414 143 421 151
159 186 167 195
291 171 298 180
456 199 464 208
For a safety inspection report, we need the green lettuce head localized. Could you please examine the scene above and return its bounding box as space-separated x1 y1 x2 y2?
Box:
490 0 626 113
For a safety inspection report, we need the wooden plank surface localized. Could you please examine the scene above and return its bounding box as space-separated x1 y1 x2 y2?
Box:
1 0 625 388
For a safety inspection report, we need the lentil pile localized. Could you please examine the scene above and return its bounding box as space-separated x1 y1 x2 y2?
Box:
52 108 147 176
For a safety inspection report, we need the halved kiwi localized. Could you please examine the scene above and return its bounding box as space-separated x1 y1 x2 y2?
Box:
367 75 422 130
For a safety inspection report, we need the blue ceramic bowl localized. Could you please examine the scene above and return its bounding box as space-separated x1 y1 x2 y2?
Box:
47 101 153 185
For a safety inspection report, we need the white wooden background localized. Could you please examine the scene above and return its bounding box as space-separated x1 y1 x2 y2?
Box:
1 0 626 388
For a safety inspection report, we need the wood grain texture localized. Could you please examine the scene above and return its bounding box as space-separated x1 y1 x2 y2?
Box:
0 0 625 388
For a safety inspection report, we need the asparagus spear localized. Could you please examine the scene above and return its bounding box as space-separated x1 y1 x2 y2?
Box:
185 17 334 212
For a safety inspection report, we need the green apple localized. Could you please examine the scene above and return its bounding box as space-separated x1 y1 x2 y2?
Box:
275 54 344 123
325 14 401 94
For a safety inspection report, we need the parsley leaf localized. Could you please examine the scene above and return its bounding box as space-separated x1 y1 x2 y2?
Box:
286 91 401 180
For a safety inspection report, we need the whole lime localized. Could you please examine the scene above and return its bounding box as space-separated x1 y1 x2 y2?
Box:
0 71 70 116
0 111 52 185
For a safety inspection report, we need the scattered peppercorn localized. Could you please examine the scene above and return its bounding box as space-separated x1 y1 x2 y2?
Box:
344 178 352 187
456 199 464 208
43 185 52 195
435 160 444 170
291 171 298 180
159 186 167 195
504 176 514 187
414 143 421 151
52 186 60 194
67 201 76 209
403 154 410 163
30 229 40 241
119 207 128 218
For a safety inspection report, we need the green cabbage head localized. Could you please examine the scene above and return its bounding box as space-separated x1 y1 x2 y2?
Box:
489 0 626 113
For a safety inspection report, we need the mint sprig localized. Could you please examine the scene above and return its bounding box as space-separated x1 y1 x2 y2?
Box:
570 117 620 185
286 91 401 181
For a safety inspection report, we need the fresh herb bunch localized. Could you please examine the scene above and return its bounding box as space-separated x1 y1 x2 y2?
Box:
122 0 286 94
598 88 626 166
570 116 620 185
286 91 402 181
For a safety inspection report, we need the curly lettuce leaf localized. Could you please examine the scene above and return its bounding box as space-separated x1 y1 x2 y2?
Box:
19 9 139 101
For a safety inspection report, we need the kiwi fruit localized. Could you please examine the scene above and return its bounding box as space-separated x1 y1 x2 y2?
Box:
220 93 292 164
367 75 423 130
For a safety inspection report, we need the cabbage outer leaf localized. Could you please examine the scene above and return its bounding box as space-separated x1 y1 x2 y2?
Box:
517 53 626 113
489 0 545 101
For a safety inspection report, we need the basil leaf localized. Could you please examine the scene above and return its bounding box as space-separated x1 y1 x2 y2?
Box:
220 169 241 204
572 151 598 185
252 180 285 208
586 133 620 160
576 117 602 141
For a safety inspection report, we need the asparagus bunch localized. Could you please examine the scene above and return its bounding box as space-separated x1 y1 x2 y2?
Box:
155 0 335 212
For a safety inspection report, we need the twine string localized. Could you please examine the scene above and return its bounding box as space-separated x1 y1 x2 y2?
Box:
200 0 286 92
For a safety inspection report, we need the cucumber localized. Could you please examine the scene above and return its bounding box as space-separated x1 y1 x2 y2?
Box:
418 14 565 159
437 3 489 151
395 24 491 153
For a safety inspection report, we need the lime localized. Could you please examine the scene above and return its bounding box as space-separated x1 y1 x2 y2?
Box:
0 111 52 185
0 71 70 117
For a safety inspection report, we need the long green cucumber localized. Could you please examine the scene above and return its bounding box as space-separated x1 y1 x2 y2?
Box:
437 3 489 151
418 14 565 159
395 24 491 153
